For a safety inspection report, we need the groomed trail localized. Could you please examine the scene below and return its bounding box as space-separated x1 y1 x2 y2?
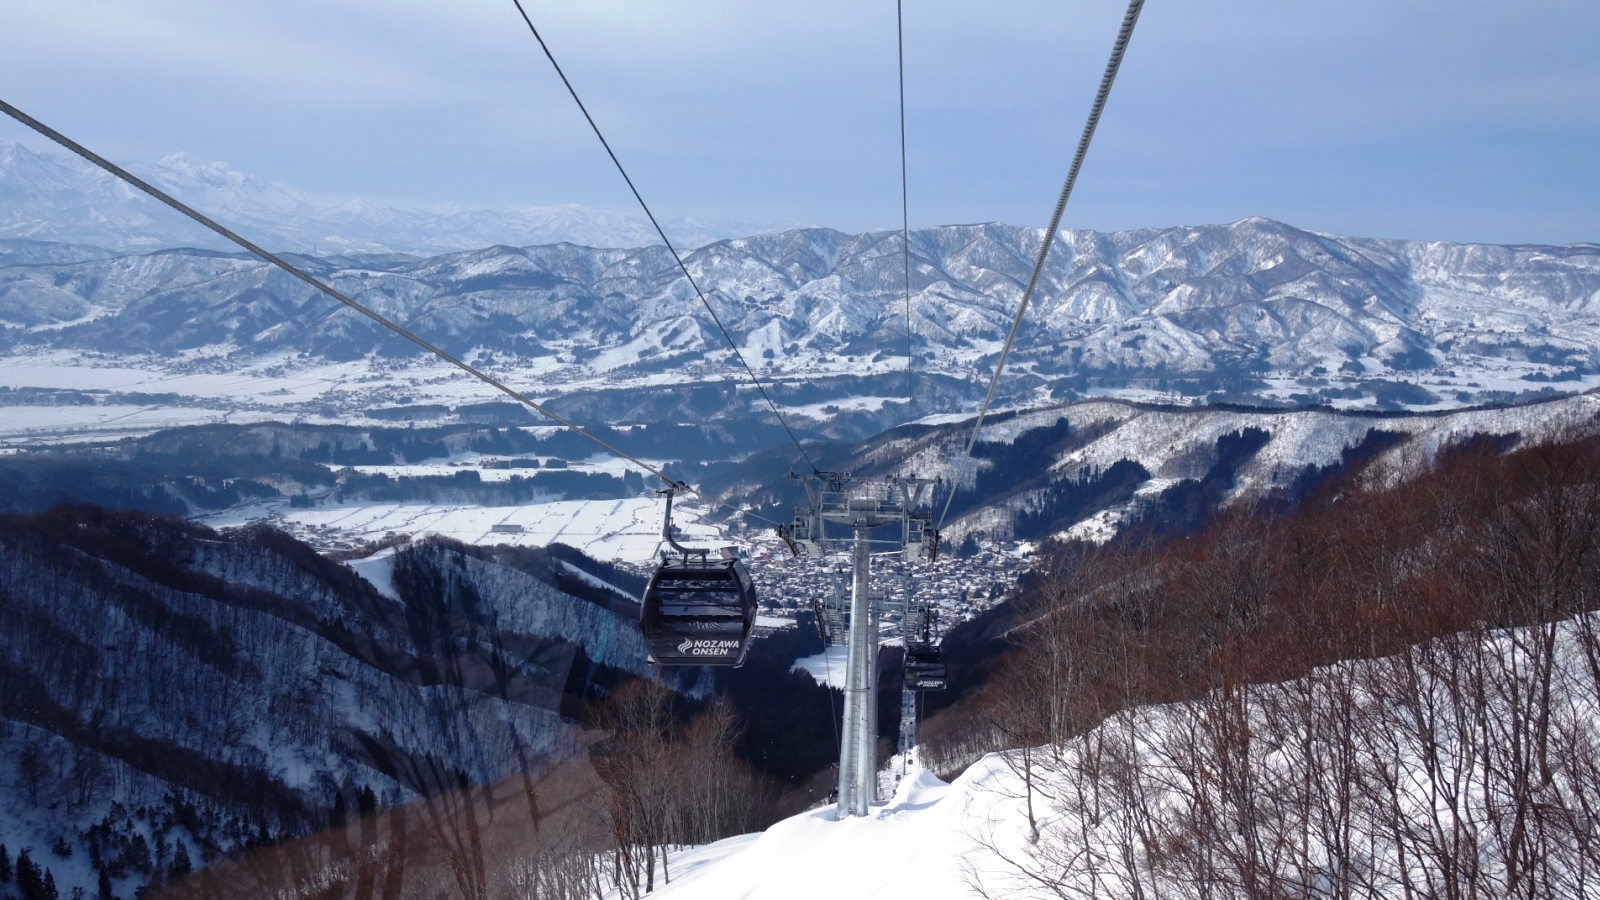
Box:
628 756 1026 900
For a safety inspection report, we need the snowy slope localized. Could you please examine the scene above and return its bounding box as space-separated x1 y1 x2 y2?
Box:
0 511 648 898
792 392 1600 546
645 608 1600 900
634 763 998 900
1043 393 1600 493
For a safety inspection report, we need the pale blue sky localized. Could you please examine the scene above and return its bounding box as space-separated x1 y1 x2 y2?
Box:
2 0 1596 244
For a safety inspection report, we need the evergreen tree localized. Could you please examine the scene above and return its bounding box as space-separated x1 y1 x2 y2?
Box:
356 785 377 816
15 849 43 900
957 532 980 558
97 868 114 900
167 841 191 883
0 842 11 882
41 869 59 900
123 837 149 875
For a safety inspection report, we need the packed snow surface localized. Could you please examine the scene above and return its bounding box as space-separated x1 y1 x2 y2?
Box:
344 547 402 600
638 761 1014 900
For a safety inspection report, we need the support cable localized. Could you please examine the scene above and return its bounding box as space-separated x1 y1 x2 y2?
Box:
898 0 914 425
0 98 781 528
936 0 1145 530
509 0 817 473
821 622 841 753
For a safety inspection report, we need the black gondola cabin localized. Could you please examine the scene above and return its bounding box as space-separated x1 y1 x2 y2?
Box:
640 557 756 667
903 641 947 691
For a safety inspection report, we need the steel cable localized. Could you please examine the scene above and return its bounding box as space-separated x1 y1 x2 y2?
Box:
936 0 1146 530
508 0 818 474
0 98 782 528
821 607 841 751
898 0 914 425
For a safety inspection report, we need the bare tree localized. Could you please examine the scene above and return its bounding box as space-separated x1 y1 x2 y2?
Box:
69 744 108 809
18 739 46 808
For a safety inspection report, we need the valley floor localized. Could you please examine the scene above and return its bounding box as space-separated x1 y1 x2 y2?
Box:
198 495 715 561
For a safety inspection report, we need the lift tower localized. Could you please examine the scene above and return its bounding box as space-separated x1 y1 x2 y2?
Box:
785 473 937 819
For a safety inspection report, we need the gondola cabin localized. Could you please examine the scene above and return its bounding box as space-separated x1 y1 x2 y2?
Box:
903 641 947 691
640 557 757 667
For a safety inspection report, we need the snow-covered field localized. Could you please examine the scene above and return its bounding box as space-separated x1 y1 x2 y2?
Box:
791 646 851 688
0 402 236 441
198 497 721 562
0 350 565 445
0 349 388 405
344 452 647 481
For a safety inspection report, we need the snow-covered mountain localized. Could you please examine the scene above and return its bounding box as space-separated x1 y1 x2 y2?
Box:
2 218 1597 422
0 140 795 253
952 393 1600 542
700 391 1600 552
3 138 1599 434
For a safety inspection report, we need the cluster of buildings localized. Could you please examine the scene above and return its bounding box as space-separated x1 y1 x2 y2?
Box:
741 539 1034 642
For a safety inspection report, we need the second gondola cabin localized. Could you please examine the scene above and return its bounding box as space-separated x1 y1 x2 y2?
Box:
903 641 947 691
640 556 757 667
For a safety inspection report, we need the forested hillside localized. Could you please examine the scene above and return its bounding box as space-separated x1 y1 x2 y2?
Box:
0 503 851 899
917 429 1600 897
0 509 650 897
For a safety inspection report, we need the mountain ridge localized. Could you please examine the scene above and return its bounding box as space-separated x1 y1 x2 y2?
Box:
2 218 1596 418
0 507 651 895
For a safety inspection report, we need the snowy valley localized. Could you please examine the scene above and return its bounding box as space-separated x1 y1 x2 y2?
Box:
5 142 1600 900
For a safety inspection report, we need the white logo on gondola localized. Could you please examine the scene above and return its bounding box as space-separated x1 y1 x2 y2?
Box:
675 638 739 656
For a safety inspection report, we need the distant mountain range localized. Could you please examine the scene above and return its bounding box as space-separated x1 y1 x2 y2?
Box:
2 216 1598 418
0 140 799 253
2 139 1600 420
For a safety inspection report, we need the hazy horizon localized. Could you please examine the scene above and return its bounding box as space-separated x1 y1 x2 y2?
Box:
2 0 1597 247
